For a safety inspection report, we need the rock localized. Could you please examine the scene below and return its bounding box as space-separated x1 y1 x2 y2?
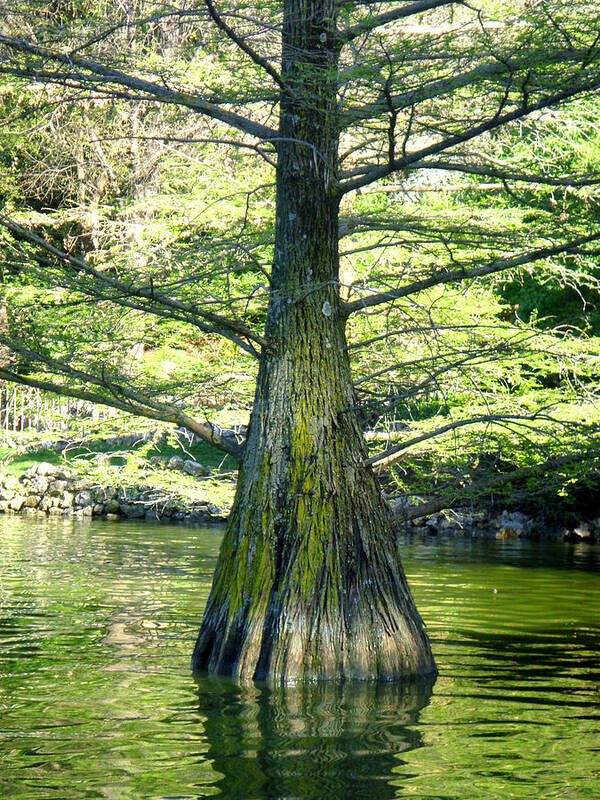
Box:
183 459 209 477
494 511 530 538
104 499 121 514
23 495 40 508
56 469 74 481
49 480 70 496
60 492 75 508
571 524 592 540
36 462 60 476
32 477 49 494
9 497 25 512
439 517 458 531
74 490 94 507
106 513 120 522
120 503 145 518
496 527 520 539
207 504 226 520
390 495 426 512
81 505 94 517
167 456 184 470
0 500 10 513
93 503 105 516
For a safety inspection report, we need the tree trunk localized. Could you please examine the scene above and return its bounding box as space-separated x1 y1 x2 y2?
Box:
191 0 437 683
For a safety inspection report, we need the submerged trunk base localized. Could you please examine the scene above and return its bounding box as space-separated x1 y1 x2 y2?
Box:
192 393 437 684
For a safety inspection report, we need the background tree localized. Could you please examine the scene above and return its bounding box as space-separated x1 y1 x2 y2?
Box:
1 0 599 682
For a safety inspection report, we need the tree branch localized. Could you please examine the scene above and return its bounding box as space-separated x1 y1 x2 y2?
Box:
393 452 600 523
0 35 277 141
336 0 456 45
0 366 243 459
367 413 551 472
341 47 596 126
339 77 600 194
405 158 600 187
343 232 600 315
1 215 267 355
202 0 284 88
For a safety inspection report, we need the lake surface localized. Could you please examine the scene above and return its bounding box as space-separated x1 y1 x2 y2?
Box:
0 515 598 799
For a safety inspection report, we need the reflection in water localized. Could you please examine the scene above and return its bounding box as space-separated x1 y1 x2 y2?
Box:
0 516 598 799
193 676 434 799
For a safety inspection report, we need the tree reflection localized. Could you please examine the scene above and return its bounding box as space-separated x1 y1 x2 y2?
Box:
193 675 435 799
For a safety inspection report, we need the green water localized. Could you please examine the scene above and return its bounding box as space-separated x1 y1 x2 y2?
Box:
0 516 598 799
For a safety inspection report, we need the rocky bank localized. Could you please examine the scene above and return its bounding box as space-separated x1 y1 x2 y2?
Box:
0 460 227 524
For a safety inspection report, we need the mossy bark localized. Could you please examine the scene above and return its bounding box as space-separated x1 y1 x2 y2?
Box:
191 0 436 683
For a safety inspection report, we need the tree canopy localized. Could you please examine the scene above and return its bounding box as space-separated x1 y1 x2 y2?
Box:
1 0 599 681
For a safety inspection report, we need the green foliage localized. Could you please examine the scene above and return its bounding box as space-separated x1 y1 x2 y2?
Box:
0 0 599 511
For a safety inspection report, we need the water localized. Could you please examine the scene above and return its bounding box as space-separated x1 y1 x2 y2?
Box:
0 516 598 799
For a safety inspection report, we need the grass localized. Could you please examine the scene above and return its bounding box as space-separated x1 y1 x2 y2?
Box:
0 426 239 512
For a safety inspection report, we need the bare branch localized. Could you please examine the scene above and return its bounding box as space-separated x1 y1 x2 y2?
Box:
394 452 600 522
406 159 600 187
203 0 284 88
344 231 600 314
1 215 268 354
336 0 457 45
0 35 277 141
340 77 600 194
342 47 597 125
367 412 555 472
0 365 243 459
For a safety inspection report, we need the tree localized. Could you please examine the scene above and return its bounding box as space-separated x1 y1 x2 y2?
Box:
1 0 599 682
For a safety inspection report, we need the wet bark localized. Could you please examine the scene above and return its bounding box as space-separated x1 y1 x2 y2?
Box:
191 0 436 682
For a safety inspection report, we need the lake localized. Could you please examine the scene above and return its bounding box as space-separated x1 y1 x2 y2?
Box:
0 515 598 798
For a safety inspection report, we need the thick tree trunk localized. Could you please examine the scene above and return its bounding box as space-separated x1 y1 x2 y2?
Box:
191 0 436 682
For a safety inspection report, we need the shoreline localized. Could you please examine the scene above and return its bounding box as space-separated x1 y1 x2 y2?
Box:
0 461 228 525
1 460 598 543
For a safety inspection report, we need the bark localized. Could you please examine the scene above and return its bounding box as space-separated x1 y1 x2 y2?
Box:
192 0 436 683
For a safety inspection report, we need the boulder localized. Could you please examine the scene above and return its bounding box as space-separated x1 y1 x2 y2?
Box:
60 492 75 508
36 462 60 476
120 503 145 518
183 459 209 477
74 490 94 507
9 496 25 512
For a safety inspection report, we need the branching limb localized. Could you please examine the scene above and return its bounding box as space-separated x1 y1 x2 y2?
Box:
366 412 559 472
340 77 600 194
394 452 600 522
0 35 277 141
203 0 284 88
1 215 267 355
405 159 600 187
342 47 597 126
0 365 243 459
343 231 600 315
336 0 457 45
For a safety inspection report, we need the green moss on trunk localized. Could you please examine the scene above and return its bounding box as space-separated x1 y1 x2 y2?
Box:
191 0 436 683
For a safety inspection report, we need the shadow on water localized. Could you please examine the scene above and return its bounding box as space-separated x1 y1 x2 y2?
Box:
192 675 435 799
